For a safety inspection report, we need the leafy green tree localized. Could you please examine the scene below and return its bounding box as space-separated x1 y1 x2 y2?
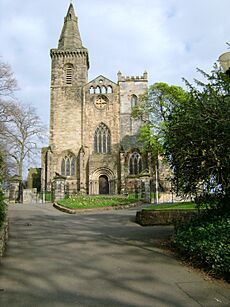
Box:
133 71 230 210
132 82 188 153
163 66 230 209
132 82 188 202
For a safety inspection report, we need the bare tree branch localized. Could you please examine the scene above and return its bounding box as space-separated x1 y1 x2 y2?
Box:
0 60 18 97
0 100 47 179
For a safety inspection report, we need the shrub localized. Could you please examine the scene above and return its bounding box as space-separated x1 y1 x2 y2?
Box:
0 198 6 228
173 210 230 281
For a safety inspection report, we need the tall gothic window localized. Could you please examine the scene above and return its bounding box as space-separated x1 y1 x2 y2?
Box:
94 123 111 153
131 94 138 108
61 155 76 176
129 152 142 175
65 64 73 85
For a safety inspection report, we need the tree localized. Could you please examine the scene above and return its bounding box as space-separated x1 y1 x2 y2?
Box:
163 66 230 209
0 59 46 202
0 154 6 228
0 101 46 201
133 73 230 210
0 60 17 97
132 83 188 202
0 59 18 176
132 82 188 152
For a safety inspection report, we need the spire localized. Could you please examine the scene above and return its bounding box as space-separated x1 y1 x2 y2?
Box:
58 3 83 49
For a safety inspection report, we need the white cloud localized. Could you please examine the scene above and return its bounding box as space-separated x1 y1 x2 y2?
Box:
0 0 229 125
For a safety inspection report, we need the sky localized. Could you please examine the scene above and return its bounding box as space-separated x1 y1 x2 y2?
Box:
0 0 230 126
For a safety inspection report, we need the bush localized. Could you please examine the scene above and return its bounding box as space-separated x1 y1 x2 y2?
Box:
0 198 6 228
173 210 230 281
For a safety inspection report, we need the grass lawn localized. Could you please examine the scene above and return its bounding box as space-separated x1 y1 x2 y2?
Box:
58 194 138 209
143 202 197 211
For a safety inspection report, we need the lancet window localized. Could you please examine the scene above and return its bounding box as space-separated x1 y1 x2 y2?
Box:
94 123 111 154
131 94 138 107
129 152 142 175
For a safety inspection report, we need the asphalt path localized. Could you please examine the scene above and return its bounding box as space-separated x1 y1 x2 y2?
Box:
0 203 229 306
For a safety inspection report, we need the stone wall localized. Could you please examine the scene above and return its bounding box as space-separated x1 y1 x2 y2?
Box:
42 4 162 196
136 209 201 226
118 71 148 143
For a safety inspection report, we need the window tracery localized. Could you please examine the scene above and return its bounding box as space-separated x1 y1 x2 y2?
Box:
129 152 142 175
61 155 76 176
94 123 111 153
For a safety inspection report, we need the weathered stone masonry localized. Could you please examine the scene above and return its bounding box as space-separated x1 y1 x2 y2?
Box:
41 3 169 198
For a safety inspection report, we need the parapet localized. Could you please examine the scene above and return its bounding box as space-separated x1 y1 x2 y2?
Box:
117 70 148 82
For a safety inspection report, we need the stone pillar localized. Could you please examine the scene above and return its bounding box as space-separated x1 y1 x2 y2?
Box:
8 176 20 203
41 147 51 193
140 174 151 203
53 175 66 201
79 147 86 194
120 151 126 194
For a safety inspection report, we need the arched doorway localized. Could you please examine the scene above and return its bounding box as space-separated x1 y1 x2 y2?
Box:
99 175 109 194
90 168 116 195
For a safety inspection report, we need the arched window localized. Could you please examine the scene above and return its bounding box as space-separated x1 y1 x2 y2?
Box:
107 85 113 94
65 64 73 85
89 86 95 94
61 159 65 175
129 152 142 175
71 158 75 175
101 86 107 94
66 158 70 176
131 94 138 107
61 155 76 176
94 123 111 153
95 86 101 94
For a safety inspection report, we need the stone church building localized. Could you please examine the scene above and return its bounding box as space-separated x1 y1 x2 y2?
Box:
41 3 157 197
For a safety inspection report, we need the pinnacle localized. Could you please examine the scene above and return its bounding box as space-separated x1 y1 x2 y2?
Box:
58 3 83 49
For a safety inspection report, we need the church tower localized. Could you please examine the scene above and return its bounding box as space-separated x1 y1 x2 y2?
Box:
50 4 89 150
41 3 157 199
44 4 89 193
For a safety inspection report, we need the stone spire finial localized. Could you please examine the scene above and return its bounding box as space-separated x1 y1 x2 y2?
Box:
58 3 83 49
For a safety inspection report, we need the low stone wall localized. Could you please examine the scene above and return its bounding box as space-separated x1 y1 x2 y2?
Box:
53 203 76 214
136 209 201 226
54 201 143 214
0 220 9 258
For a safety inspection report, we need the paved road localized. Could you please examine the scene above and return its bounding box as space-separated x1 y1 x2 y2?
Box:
0 203 229 307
